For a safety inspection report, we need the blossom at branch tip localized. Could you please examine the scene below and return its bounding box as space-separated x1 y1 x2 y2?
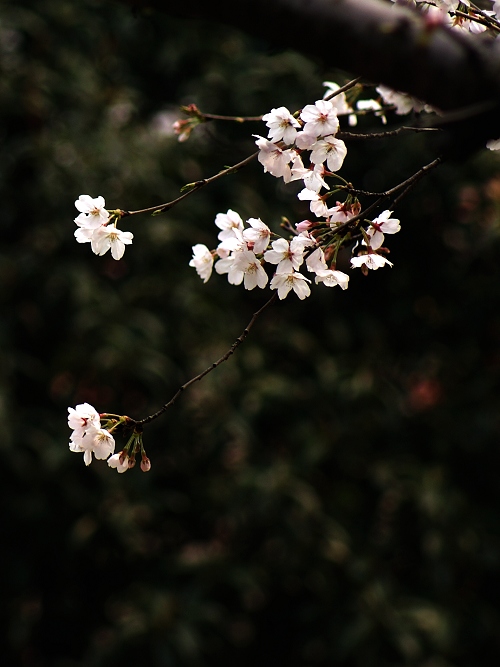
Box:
366 210 400 250
270 271 311 300
262 106 301 145
215 209 244 241
189 244 214 283
310 135 347 172
90 225 133 260
68 403 101 435
107 452 130 473
253 135 297 182
300 100 339 138
173 118 194 142
242 218 271 254
74 195 109 228
351 252 393 271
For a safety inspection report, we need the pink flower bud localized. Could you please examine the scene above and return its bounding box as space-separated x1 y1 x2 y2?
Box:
140 457 151 473
296 220 313 232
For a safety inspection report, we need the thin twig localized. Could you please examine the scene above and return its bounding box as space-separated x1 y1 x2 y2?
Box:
337 126 441 140
330 156 443 234
135 293 278 426
198 111 264 122
323 76 362 102
121 151 259 217
454 9 500 32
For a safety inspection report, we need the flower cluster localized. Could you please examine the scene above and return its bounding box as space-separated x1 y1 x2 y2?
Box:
74 195 133 260
391 0 499 34
189 84 404 297
189 204 401 299
68 403 150 473
68 402 115 466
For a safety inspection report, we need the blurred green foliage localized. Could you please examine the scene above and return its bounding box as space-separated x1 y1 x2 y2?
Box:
3 1 500 665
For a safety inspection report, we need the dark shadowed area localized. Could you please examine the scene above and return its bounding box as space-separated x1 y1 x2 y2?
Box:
2 1 500 666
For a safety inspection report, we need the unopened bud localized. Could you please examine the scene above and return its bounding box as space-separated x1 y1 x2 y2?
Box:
296 220 313 232
140 457 151 473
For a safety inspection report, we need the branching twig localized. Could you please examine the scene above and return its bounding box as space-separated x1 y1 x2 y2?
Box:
323 76 362 102
196 111 264 122
329 156 443 235
337 126 441 140
120 151 259 218
341 156 442 200
135 293 278 425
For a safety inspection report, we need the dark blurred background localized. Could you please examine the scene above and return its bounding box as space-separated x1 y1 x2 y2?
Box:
3 1 500 665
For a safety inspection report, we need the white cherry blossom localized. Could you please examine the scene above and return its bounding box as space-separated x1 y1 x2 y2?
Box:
367 210 400 250
351 252 393 271
215 209 244 241
290 156 329 193
300 100 339 138
264 237 308 274
108 452 130 473
270 271 311 300
90 225 134 260
262 106 301 144
216 227 247 256
74 195 109 228
189 244 214 283
294 131 319 150
487 137 500 151
70 426 115 466
254 135 297 182
232 250 268 290
315 269 350 289
68 403 101 435
310 136 347 172
356 99 387 124
322 81 352 116
74 226 98 244
305 247 328 274
215 253 245 285
242 218 271 254
297 188 330 217
327 201 360 226
376 86 430 115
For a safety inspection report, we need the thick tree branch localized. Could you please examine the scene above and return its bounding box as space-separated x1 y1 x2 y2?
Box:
114 0 500 116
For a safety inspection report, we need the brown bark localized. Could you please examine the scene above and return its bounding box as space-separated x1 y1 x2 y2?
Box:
113 0 500 147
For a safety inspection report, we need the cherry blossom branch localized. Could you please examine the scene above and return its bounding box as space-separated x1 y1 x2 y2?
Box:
342 156 443 201
323 156 443 240
469 2 500 31
454 9 500 33
115 0 500 127
134 293 278 426
120 151 258 217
